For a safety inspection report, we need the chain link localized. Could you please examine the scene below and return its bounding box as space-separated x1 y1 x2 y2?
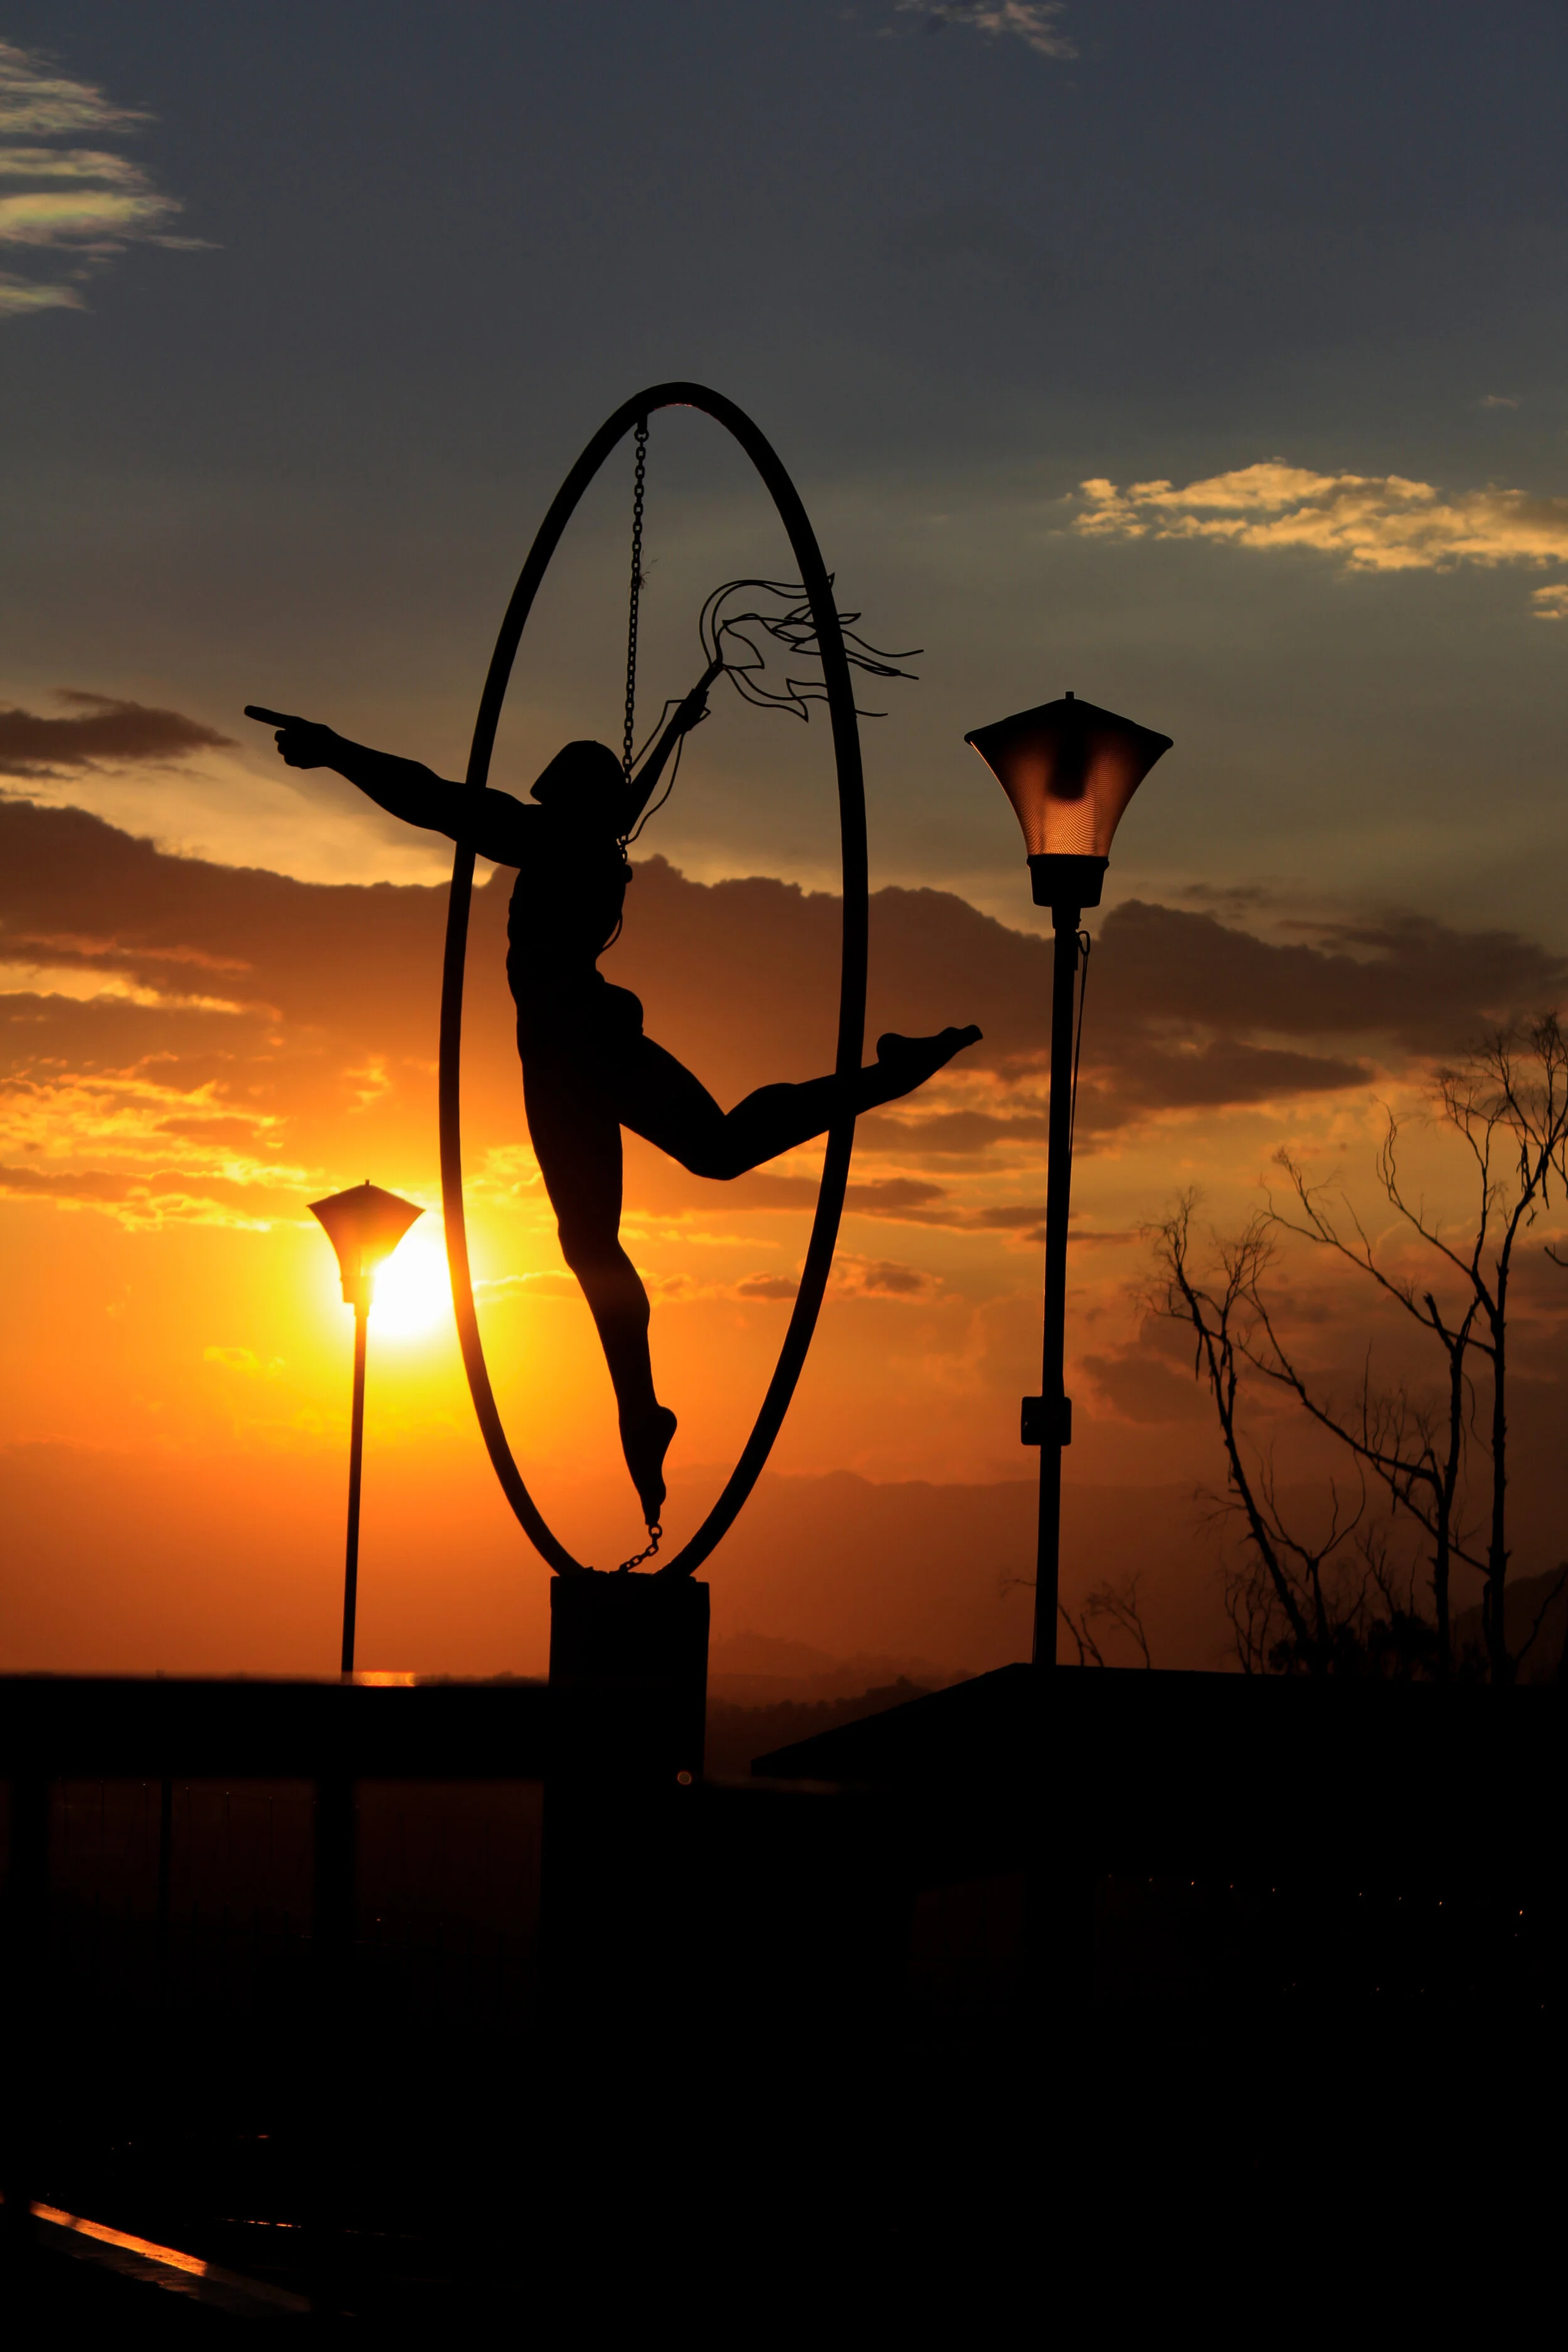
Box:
622 418 648 787
615 1521 662 1574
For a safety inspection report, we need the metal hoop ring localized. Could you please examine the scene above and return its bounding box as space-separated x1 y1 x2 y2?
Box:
439 383 869 1579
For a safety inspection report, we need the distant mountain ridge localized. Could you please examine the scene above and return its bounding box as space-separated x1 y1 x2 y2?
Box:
708 1627 965 1703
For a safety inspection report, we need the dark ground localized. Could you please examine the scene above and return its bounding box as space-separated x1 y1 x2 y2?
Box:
5 1677 1565 2325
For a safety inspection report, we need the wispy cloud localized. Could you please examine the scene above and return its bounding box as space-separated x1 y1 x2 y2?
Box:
203 1345 285 1378
0 41 147 137
0 273 76 313
0 186 184 246
0 958 246 1012
0 40 208 317
893 2 1076 58
1074 461 1568 605
0 146 149 185
0 1062 305 1232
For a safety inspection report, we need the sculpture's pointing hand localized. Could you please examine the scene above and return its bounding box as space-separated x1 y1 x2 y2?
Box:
243 706 336 771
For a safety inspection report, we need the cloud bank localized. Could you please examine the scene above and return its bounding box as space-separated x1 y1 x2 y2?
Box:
0 40 206 317
3 797 1562 1234
1075 462 1568 607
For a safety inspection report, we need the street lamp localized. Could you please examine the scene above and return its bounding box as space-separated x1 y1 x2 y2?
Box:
309 1181 424 1678
965 692 1172 1668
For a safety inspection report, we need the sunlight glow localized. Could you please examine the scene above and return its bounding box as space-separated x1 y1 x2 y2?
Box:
367 1216 450 1342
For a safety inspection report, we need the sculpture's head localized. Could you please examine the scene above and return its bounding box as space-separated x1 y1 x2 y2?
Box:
531 740 627 827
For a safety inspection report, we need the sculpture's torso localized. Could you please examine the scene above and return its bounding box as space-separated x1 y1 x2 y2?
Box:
505 808 635 1046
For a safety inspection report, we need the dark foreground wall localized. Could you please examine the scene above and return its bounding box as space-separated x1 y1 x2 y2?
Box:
756 1661 1568 1876
760 1662 1568 2094
0 1673 906 2319
2 1666 1564 2320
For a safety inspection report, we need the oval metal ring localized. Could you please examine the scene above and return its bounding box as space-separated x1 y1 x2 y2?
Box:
438 383 869 1579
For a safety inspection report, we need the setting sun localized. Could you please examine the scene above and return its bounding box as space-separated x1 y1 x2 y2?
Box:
366 1214 450 1342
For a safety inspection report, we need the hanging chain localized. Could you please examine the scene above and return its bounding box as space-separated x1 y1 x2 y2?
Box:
615 1521 662 1574
622 417 649 788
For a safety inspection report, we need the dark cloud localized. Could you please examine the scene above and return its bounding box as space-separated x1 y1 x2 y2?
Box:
0 691 233 778
0 799 444 1046
1081 1342 1212 1426
1076 1037 1370 1131
847 1177 950 1215
686 1171 961 1226
735 1272 798 1301
633 874 1544 1167
1090 901 1568 1065
857 1107 1049 1156
847 1259 934 1296
3 804 1563 1233
971 1204 1049 1239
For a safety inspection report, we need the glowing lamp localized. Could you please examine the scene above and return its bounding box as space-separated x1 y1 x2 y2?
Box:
965 691 1172 911
310 1181 423 1313
966 687 1172 1668
309 1180 423 1677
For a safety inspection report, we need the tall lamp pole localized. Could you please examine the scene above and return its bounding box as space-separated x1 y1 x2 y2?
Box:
310 1182 423 1678
966 696 1172 1667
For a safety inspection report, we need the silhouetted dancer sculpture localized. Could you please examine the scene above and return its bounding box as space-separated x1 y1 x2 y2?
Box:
246 672 979 1534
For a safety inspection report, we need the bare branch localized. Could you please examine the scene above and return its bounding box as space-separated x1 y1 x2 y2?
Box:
1057 1598 1105 1669
1081 1572 1153 1668
1150 1195 1316 1660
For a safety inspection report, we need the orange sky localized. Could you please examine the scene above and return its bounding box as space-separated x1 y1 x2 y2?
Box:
5 766 1567 1682
6 13 1568 1686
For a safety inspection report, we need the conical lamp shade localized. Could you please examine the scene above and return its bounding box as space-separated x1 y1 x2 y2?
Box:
310 1182 423 1308
967 692 1172 906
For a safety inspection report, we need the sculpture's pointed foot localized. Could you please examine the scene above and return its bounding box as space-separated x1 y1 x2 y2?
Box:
620 1402 677 1527
874 1024 983 1092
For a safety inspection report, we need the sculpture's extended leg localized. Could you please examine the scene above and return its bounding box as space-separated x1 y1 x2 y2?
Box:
522 1055 675 1524
618 1025 983 1180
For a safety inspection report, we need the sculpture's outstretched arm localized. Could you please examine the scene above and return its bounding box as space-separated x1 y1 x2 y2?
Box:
620 660 723 832
244 709 530 864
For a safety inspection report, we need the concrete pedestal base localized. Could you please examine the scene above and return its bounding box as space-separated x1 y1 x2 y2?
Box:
541 1572 711 2110
547 1571 709 1781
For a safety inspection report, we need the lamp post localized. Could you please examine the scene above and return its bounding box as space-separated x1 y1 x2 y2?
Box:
966 694 1171 1668
309 1182 423 1678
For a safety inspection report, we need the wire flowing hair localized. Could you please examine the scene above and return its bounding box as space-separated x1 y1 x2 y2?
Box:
699 577 919 721
622 578 919 845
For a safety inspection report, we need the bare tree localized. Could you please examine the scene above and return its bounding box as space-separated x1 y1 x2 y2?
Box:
1152 1198 1374 1674
1257 1148 1480 1677
1152 1019 1568 1680
1059 1572 1154 1669
1265 1017 1568 1681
